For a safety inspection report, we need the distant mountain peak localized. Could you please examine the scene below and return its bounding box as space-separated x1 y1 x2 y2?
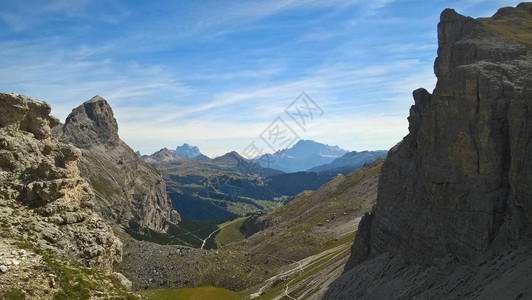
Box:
294 139 315 145
216 151 245 161
176 143 202 158
308 150 387 173
154 147 173 154
255 140 348 172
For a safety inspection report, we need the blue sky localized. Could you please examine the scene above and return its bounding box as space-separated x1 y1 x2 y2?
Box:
0 0 521 157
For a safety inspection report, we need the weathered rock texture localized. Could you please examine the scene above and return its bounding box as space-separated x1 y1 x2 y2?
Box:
325 3 532 299
55 96 180 232
0 93 122 272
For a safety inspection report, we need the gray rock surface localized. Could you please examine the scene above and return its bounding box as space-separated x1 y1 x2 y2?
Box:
242 214 271 238
55 96 180 232
111 272 133 290
325 3 532 299
0 93 122 272
61 95 119 147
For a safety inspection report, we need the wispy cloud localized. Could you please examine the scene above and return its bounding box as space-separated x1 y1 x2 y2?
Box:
0 0 91 31
112 57 436 156
1 0 516 156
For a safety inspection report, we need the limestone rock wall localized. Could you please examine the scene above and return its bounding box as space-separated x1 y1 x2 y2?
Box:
0 93 122 272
56 96 180 232
325 4 532 299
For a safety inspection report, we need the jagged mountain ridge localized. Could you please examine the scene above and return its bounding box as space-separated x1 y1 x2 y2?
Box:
141 146 358 221
142 148 282 176
140 144 206 165
55 95 180 232
140 148 184 164
255 139 348 172
141 148 285 220
325 3 532 299
176 143 202 158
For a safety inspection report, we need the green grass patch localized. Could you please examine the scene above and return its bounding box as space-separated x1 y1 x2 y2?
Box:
89 177 120 198
321 233 356 252
125 216 219 249
215 217 248 247
2 288 26 300
140 286 242 300
479 5 532 47
41 253 134 299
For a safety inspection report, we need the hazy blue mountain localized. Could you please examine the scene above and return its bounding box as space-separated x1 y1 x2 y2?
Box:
254 139 348 173
308 150 388 173
192 153 211 161
176 143 202 158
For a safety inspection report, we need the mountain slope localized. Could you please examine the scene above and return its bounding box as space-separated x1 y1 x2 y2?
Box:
308 150 387 173
55 96 180 232
118 159 383 300
140 150 285 220
255 140 348 172
210 151 282 177
142 148 352 221
325 4 532 299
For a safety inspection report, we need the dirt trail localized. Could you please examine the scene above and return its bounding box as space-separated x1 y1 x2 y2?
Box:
200 217 246 249
200 228 220 249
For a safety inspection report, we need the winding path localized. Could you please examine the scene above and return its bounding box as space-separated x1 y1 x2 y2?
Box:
200 228 220 249
200 217 246 249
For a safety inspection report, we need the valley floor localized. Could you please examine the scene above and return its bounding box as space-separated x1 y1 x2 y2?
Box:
118 161 382 299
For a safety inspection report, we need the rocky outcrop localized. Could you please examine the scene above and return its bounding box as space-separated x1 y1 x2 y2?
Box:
0 93 122 272
325 3 532 299
61 95 119 147
242 214 270 238
55 96 180 232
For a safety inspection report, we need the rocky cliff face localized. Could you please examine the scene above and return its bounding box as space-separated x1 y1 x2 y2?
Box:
0 93 122 270
325 3 532 299
55 96 180 232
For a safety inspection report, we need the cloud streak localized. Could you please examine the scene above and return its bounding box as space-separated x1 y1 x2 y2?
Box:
0 0 516 156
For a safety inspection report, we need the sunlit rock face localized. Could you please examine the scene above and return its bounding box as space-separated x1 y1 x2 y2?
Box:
55 95 180 232
0 92 122 272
